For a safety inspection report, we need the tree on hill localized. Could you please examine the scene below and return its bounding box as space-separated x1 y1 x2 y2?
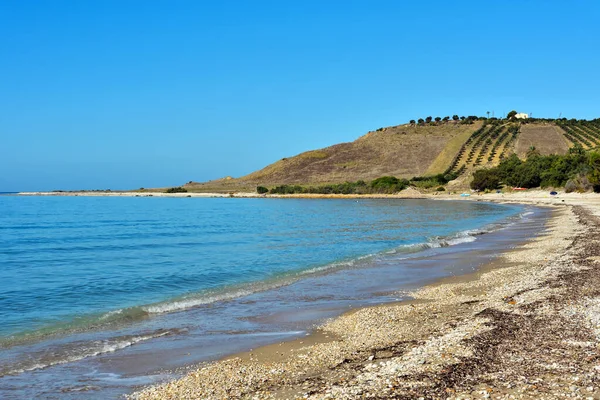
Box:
452 115 459 121
409 119 416 125
425 116 432 123
443 116 450 122
435 117 442 123
460 116 466 121
569 143 585 156
417 118 425 125
526 146 540 159
507 110 518 119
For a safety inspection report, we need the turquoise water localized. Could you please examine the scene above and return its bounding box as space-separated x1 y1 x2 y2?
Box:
1 196 519 340
0 196 532 398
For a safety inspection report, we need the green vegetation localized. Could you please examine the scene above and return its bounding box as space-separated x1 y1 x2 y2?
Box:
165 186 188 193
267 173 461 195
471 146 600 192
256 186 269 194
370 176 410 193
269 176 410 195
409 173 457 189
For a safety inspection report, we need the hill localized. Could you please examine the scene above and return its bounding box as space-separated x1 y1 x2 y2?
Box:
186 122 481 192
183 118 600 193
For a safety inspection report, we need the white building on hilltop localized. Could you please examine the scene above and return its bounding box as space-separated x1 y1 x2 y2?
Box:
515 112 529 119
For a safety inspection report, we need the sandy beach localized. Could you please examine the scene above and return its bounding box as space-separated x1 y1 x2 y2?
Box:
16 189 428 199
118 191 599 399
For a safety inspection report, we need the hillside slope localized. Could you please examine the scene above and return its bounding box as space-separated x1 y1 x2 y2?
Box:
192 123 482 191
515 124 570 158
184 120 595 193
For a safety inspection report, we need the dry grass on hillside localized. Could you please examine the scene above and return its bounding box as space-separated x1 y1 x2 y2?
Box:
424 127 476 175
234 122 481 186
515 124 570 157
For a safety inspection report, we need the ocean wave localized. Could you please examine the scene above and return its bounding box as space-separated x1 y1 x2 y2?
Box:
2 208 533 351
137 228 499 315
0 330 177 377
143 288 257 314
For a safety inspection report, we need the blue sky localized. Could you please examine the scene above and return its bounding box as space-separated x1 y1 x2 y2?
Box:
1 1 599 191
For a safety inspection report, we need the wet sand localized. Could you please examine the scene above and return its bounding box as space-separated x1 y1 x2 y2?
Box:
128 192 600 399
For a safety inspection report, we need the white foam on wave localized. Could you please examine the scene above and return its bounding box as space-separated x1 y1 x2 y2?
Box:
2 331 172 376
98 308 123 320
298 253 376 276
143 289 255 314
388 229 482 254
144 253 381 315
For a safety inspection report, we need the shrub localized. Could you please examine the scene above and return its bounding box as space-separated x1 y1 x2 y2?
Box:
471 169 501 191
370 176 409 193
270 185 304 194
256 186 269 194
436 186 446 191
165 187 187 193
410 173 455 188
471 150 600 191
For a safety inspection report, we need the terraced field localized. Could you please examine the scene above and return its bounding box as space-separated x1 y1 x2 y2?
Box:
556 120 600 149
445 122 520 176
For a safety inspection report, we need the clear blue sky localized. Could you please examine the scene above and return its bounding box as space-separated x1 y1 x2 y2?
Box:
1 1 599 191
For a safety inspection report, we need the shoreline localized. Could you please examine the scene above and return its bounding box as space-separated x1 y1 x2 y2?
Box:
0 196 540 400
15 188 595 204
15 190 426 199
129 192 600 399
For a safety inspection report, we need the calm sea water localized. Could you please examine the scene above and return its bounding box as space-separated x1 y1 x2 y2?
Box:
0 196 533 398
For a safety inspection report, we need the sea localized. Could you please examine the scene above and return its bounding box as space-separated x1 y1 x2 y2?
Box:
0 195 547 398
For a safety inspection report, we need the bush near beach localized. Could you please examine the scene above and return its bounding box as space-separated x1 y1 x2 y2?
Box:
471 145 600 192
165 186 188 193
267 173 460 195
